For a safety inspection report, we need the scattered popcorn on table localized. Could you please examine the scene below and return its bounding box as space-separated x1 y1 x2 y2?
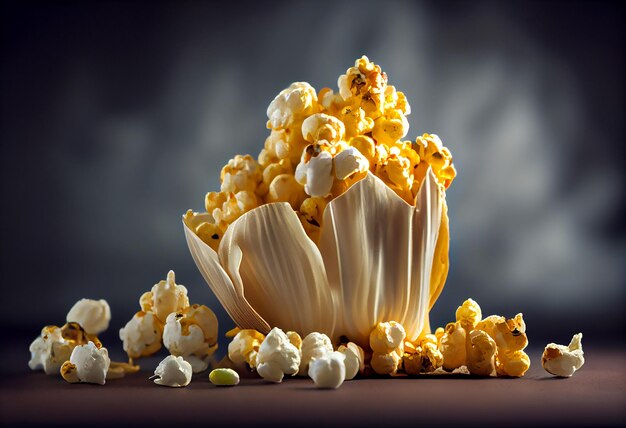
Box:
437 299 531 377
542 333 585 377
151 355 192 387
60 341 110 385
255 327 301 383
209 368 240 386
309 351 346 389
66 298 111 335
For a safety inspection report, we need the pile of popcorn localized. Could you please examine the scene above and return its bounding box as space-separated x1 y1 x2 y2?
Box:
28 299 137 385
222 298 542 388
185 56 457 248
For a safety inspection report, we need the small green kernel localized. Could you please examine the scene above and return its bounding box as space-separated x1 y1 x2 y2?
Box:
209 368 240 386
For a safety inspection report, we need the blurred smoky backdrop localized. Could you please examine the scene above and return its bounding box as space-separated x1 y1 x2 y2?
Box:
1 0 624 362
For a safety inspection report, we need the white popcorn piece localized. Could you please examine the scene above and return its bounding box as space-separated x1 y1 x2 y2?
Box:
267 82 318 130
333 147 369 180
162 305 218 373
298 332 334 376
66 298 111 335
256 327 301 383
295 149 334 197
337 342 364 380
309 351 346 389
542 333 585 377
119 311 162 359
28 326 74 375
62 341 110 385
152 355 193 387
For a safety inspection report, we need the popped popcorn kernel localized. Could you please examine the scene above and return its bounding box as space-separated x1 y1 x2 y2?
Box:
119 311 163 359
141 270 190 324
66 298 111 335
455 298 482 331
61 341 110 385
29 326 75 375
369 322 406 375
309 351 346 389
228 329 265 368
152 355 192 387
162 304 219 369
256 327 301 383
542 333 584 377
299 332 334 376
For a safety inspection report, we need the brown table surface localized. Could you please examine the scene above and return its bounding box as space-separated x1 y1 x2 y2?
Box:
1 348 624 427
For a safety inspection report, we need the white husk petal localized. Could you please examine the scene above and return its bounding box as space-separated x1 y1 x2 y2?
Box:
319 169 442 345
219 203 336 337
184 169 442 345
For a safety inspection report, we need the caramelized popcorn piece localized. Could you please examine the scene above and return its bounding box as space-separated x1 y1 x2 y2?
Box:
299 332 334 376
439 322 467 371
309 351 346 389
152 355 192 387
61 341 110 385
542 333 585 377
119 311 163 359
256 327 301 383
467 330 496 376
456 298 483 331
220 154 262 194
66 298 111 335
162 304 218 373
369 322 406 375
140 270 190 324
228 329 265 368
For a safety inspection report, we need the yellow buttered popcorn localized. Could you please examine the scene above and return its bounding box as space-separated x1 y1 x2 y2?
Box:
187 56 456 247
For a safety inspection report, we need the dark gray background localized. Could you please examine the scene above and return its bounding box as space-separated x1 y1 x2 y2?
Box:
1 0 624 356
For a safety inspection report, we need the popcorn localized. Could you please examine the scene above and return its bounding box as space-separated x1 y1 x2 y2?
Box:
188 56 456 245
542 333 585 377
333 147 369 180
467 330 496 376
267 82 318 130
439 322 467 371
220 154 262 194
209 368 240 386
119 311 163 359
228 329 265 368
301 113 345 144
295 146 334 198
140 270 189 324
369 322 405 375
438 299 530 377
308 351 346 389
66 298 111 335
299 332 334 376
256 327 301 383
337 342 364 380
28 326 75 375
60 341 110 385
151 355 192 387
162 304 218 372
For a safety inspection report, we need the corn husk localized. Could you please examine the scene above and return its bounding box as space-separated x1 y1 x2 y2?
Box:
183 168 448 347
